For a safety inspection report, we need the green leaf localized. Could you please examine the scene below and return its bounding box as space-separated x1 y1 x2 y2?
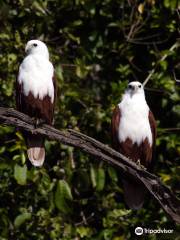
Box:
96 168 105 191
56 65 64 82
108 209 131 218
0 163 11 170
54 180 73 213
15 131 24 141
90 165 96 188
90 166 105 191
0 146 5 154
108 166 118 182
32 1 47 15
159 173 171 183
76 226 92 238
14 164 27 185
14 212 31 228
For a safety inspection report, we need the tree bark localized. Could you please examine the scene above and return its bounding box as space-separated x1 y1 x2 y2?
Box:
0 107 179 224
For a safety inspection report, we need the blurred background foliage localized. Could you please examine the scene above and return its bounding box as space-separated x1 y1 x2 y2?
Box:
0 0 180 239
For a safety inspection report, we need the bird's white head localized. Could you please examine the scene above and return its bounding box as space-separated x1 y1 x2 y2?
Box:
25 40 49 59
126 81 144 97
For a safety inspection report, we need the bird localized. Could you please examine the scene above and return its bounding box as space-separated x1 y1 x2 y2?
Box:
16 39 56 167
111 81 156 209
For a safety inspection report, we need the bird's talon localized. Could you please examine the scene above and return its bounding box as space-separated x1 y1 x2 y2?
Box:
136 159 141 166
36 119 46 127
32 118 45 128
135 159 146 170
31 129 36 135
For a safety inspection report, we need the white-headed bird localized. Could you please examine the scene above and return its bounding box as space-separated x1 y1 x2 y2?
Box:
111 81 156 209
16 40 56 167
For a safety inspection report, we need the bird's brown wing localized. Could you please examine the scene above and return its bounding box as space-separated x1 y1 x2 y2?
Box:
38 73 56 125
149 110 156 150
51 72 57 123
16 80 45 166
148 110 157 171
111 105 151 210
111 106 121 150
25 74 57 166
16 68 56 167
16 73 56 125
16 79 23 112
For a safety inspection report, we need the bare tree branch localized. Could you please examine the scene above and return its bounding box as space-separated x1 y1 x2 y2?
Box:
143 42 179 86
158 127 180 132
0 107 180 224
173 70 180 83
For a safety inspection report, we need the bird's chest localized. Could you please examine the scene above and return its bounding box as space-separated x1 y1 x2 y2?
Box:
18 56 54 102
28 59 49 79
118 103 152 146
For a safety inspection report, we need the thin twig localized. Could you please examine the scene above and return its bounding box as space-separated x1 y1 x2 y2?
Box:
143 42 179 86
61 63 77 68
127 37 170 45
173 70 180 83
158 128 180 132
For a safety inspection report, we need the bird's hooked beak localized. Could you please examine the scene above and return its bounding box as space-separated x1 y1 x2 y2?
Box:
25 45 31 55
132 85 139 92
129 85 139 98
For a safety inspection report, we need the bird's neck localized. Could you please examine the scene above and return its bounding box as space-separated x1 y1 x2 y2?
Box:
121 92 147 106
28 52 49 60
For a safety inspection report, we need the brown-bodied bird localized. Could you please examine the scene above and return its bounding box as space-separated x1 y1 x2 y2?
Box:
16 40 56 167
111 81 156 209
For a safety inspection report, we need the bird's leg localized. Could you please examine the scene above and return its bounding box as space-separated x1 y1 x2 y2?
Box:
136 159 141 166
35 118 40 128
34 118 46 128
30 118 46 134
141 165 147 170
29 117 37 134
30 118 41 130
36 118 46 127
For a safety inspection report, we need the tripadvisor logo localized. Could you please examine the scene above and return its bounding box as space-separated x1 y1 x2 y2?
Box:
135 227 174 235
135 227 143 235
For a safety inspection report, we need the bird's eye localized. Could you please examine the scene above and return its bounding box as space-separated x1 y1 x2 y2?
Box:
138 85 141 88
33 43 38 47
128 85 133 89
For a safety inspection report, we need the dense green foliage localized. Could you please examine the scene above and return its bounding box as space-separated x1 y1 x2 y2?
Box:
0 0 179 239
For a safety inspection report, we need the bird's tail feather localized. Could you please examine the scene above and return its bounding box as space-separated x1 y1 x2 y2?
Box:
122 179 146 210
26 135 45 167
